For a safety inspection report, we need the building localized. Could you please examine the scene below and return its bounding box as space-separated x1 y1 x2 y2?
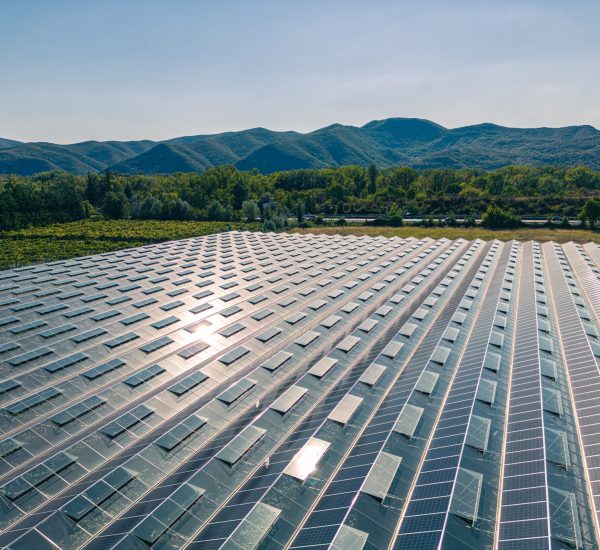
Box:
0 231 599 549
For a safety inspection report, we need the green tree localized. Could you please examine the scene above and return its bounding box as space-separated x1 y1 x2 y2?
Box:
242 200 260 222
566 166 599 190
487 172 505 195
232 179 248 210
102 190 128 219
168 199 193 220
579 199 600 229
305 194 316 214
136 196 162 219
207 199 225 221
81 200 95 218
295 200 305 223
367 164 378 194
85 172 107 206
104 169 112 192
4 164 600 232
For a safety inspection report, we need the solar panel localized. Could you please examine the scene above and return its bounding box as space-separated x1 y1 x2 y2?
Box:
1 232 599 550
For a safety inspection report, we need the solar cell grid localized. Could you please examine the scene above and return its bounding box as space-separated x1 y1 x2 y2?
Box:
0 233 424 548
99 237 460 548
188 240 482 548
497 243 551 549
287 241 493 550
2 233 600 549
393 241 517 549
542 242 600 545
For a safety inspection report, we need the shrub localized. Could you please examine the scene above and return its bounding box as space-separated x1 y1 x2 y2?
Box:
388 213 404 227
481 205 521 229
463 216 476 227
262 219 277 231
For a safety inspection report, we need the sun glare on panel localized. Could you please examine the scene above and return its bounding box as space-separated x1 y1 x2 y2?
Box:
284 438 331 481
184 320 216 347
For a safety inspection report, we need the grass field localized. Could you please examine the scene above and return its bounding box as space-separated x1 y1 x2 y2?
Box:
0 220 259 270
1 220 598 271
292 225 600 243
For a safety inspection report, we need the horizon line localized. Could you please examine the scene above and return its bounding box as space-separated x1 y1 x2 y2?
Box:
3 117 599 146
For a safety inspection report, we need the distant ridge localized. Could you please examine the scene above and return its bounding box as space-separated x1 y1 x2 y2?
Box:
1 118 599 175
0 137 22 149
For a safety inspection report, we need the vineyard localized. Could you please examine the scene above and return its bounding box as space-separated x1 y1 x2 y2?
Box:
2 219 599 271
0 220 259 270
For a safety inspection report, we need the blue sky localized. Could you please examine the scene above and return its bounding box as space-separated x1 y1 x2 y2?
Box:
2 0 599 143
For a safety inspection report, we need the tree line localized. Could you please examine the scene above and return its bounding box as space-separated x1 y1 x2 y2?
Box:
0 164 599 231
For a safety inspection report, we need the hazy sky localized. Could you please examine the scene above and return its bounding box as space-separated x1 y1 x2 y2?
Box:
2 0 599 143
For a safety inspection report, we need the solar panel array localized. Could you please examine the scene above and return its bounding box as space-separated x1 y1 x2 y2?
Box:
0 230 599 550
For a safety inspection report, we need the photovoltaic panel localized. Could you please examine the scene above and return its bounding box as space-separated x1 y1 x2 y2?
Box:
0 232 599 550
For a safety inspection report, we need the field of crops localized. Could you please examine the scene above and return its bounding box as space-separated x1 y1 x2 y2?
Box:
2 219 599 271
0 220 259 270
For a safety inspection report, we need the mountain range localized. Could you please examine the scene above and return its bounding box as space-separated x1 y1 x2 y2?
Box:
1 118 599 176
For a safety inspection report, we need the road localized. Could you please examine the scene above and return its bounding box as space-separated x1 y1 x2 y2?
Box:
320 216 582 226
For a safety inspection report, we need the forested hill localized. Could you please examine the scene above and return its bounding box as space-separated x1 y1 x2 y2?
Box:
0 138 21 149
1 118 599 176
